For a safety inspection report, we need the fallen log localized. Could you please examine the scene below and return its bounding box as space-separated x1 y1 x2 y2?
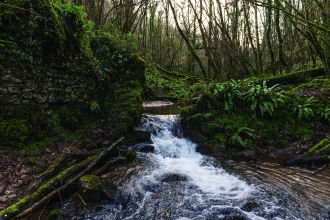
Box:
93 157 126 175
24 152 100 195
0 137 125 220
282 156 330 166
0 155 97 220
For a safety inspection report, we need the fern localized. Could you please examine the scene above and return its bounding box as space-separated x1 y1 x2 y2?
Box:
294 96 314 121
243 81 284 117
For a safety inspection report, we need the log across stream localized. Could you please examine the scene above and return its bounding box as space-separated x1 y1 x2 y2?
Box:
69 113 329 219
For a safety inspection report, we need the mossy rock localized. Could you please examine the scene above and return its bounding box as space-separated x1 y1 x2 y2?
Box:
46 209 63 220
121 149 136 162
101 81 143 140
78 175 101 203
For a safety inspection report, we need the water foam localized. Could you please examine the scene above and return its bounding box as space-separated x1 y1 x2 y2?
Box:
142 115 254 198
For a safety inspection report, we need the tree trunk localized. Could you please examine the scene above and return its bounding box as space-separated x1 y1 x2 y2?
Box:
167 0 207 78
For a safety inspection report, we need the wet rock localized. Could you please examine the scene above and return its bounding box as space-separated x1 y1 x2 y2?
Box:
78 175 101 203
268 150 292 161
231 150 255 162
161 173 188 182
139 145 154 153
132 127 151 142
241 198 260 212
120 149 137 162
46 209 63 220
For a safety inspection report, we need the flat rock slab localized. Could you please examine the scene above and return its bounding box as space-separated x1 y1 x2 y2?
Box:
143 101 173 107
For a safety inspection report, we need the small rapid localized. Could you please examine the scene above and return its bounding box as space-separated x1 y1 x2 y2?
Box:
82 114 328 220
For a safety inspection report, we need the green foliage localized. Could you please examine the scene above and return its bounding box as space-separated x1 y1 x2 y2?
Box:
89 100 100 113
177 87 195 106
211 80 284 118
0 0 26 25
61 4 86 20
0 39 16 47
318 106 330 124
145 63 189 100
293 96 314 121
213 79 244 112
243 81 285 117
229 127 255 149
90 35 145 85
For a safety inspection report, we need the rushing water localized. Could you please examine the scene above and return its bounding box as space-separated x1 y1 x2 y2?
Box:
79 114 329 220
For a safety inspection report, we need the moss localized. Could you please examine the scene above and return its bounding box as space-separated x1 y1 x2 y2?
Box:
0 155 98 219
101 81 143 140
0 119 28 148
80 175 100 188
46 209 61 220
121 149 136 162
0 102 48 148
58 104 82 130
79 175 101 203
305 137 330 156
24 157 46 166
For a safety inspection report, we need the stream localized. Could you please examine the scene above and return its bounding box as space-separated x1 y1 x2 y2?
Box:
75 104 329 220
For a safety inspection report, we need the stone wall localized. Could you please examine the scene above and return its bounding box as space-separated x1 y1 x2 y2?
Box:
0 69 94 109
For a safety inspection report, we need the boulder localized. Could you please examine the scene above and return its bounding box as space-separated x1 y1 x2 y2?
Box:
78 175 101 203
45 209 63 220
132 127 151 142
161 173 188 182
139 145 154 153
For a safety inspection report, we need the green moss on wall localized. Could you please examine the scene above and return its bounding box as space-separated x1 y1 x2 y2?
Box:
58 104 82 130
0 102 48 148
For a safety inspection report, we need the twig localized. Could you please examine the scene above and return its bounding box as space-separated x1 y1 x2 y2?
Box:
313 163 329 175
75 192 86 206
38 199 49 220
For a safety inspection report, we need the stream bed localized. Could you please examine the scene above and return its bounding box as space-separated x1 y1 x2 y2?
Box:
77 111 329 220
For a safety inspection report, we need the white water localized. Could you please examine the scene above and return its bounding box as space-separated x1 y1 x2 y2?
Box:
144 115 253 198
123 115 263 219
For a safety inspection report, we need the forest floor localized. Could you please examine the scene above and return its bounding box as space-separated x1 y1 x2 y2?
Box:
0 119 116 214
0 141 83 211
